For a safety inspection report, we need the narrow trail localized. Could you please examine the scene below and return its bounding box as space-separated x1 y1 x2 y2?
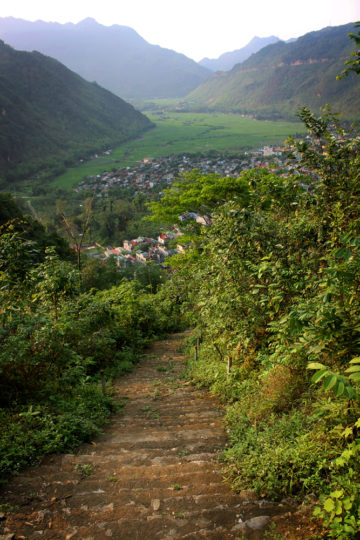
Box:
26 200 40 222
0 333 295 540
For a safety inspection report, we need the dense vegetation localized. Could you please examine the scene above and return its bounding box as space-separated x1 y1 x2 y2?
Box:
0 40 152 182
187 23 360 121
147 105 360 537
53 189 161 250
0 197 179 482
0 17 211 100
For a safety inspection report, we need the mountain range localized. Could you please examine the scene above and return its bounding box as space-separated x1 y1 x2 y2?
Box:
0 40 152 181
199 36 280 72
187 23 360 121
0 17 211 100
0 16 358 185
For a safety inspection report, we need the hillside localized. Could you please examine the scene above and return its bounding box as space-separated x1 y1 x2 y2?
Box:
199 36 279 72
0 17 211 100
187 23 360 120
0 40 153 181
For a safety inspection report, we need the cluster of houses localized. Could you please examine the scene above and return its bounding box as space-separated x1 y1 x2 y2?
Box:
73 146 290 267
80 209 214 268
82 227 189 267
75 147 285 196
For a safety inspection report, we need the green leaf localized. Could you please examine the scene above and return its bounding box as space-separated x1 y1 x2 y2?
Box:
334 247 352 260
343 498 352 511
343 427 354 439
348 372 360 381
323 374 338 391
311 369 328 384
335 500 343 515
349 357 360 364
334 381 345 397
311 369 329 383
330 490 343 499
344 385 357 399
345 365 360 373
323 498 335 512
307 362 327 370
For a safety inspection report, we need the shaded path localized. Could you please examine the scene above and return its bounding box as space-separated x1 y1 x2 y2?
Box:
0 333 294 539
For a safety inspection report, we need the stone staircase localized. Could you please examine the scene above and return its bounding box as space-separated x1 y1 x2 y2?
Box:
0 333 294 540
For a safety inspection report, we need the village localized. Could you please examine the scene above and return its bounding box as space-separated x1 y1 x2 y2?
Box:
76 126 353 269
76 145 286 196
74 146 290 267
81 218 209 268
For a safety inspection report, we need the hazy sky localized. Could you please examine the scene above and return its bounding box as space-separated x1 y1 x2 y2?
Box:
1 0 359 61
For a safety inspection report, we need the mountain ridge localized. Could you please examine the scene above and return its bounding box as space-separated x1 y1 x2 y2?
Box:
199 36 280 72
0 40 152 182
187 23 360 121
0 17 211 99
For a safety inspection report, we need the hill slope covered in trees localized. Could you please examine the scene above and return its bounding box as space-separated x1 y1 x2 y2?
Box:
0 40 153 182
188 23 360 120
0 17 211 99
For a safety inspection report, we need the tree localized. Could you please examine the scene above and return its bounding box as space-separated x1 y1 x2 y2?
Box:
59 196 94 272
338 22 360 79
147 170 250 225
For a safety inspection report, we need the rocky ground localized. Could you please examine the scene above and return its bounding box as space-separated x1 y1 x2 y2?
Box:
0 333 323 539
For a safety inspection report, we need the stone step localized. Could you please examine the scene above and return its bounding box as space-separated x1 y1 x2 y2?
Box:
77 440 225 454
67 451 218 467
73 459 219 477
68 471 223 493
109 420 223 432
0 334 293 540
120 400 218 412
63 489 241 510
63 514 239 540
105 427 223 444
112 411 222 422
64 480 232 503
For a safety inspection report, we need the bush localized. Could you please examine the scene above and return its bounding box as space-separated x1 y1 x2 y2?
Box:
222 402 342 499
0 384 114 481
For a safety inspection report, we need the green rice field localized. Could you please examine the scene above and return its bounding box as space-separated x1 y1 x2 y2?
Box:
51 112 306 190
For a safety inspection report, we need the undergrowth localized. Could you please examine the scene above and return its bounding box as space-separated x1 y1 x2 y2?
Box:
187 353 350 501
0 384 115 481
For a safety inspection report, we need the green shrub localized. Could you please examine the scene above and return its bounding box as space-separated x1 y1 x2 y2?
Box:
0 384 114 481
222 403 342 499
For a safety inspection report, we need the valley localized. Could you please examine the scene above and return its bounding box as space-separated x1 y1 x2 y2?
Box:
1 12 360 540
6 111 305 251
7 111 305 195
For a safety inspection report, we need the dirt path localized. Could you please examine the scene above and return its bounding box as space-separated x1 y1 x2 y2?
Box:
26 200 40 222
0 333 298 539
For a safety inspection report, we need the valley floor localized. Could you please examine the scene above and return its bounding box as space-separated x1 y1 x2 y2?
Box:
0 334 322 539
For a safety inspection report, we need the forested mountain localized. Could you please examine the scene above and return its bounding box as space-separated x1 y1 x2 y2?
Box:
199 36 280 72
0 40 152 181
0 17 211 99
188 23 360 120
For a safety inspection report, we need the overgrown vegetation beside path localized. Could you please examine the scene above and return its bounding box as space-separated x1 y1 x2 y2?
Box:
0 205 181 482
156 107 360 538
